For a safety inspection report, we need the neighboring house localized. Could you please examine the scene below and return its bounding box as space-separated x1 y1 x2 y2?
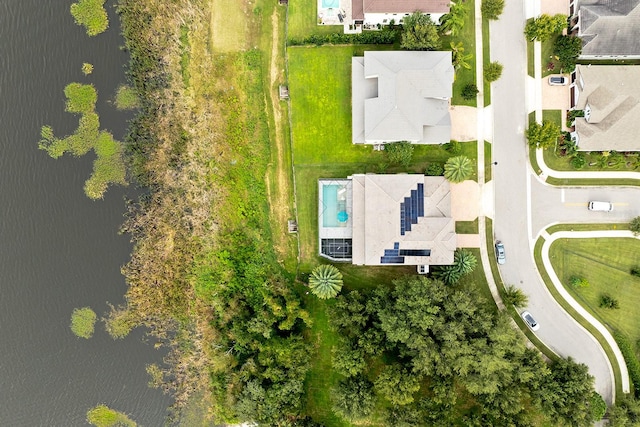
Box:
349 0 449 31
569 0 640 59
352 51 453 146
318 174 456 269
570 64 640 151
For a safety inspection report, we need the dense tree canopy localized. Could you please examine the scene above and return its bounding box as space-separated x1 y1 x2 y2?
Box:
524 14 567 41
554 35 583 72
481 0 505 20
401 12 440 50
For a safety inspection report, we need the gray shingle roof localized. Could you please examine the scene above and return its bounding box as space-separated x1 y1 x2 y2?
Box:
574 64 640 151
577 0 640 57
352 51 453 145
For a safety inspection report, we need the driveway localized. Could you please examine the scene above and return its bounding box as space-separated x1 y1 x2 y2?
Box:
449 106 477 142
490 0 616 404
541 77 571 131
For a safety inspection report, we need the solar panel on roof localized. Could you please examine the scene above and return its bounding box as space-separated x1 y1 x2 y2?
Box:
417 183 424 216
380 256 405 264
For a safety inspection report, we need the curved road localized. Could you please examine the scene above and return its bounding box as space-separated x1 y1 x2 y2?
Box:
488 0 639 404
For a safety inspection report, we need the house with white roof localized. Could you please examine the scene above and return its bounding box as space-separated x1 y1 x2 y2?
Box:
352 50 453 146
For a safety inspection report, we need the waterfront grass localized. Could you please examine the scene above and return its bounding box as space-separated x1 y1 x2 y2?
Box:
70 0 109 36
70 307 97 339
86 404 136 427
114 85 139 110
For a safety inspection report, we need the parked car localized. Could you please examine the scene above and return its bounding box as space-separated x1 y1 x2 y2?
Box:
588 201 613 212
495 241 506 265
548 76 567 86
521 311 540 331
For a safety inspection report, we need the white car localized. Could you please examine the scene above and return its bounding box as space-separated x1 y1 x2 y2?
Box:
548 76 567 86
521 311 540 331
495 241 506 265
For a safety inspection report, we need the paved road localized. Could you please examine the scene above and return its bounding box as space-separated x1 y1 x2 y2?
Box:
489 0 616 404
531 179 640 234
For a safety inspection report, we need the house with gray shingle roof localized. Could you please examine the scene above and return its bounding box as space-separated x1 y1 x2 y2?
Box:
352 51 453 145
318 174 456 268
570 64 640 151
569 0 640 58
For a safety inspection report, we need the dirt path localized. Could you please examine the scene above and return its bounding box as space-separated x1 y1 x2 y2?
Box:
265 9 295 263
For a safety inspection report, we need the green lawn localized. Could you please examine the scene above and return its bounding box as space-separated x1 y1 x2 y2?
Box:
482 17 491 106
484 141 492 182
456 219 479 234
549 238 640 347
535 237 625 397
541 34 561 77
442 0 477 106
287 0 343 40
542 109 561 127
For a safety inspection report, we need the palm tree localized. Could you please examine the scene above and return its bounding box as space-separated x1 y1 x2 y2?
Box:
502 285 528 308
439 1 467 36
309 264 343 299
450 41 473 72
444 155 473 183
454 249 477 275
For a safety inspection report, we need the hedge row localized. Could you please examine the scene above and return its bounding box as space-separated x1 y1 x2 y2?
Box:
613 331 640 397
288 30 396 46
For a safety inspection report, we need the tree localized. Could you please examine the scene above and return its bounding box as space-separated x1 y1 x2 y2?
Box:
332 340 366 377
444 155 473 183
539 357 596 426
332 375 375 421
502 285 528 308
609 396 640 426
434 249 477 285
554 35 582 72
439 1 467 36
70 0 109 36
308 264 343 299
450 41 473 72
481 0 505 20
526 120 561 149
374 364 422 406
461 83 479 100
484 61 503 82
630 216 640 236
599 293 619 309
401 12 440 50
524 14 567 41
384 141 414 167
426 162 444 176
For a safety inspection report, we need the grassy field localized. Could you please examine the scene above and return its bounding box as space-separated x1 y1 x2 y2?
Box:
287 0 343 40
549 238 640 348
534 238 625 398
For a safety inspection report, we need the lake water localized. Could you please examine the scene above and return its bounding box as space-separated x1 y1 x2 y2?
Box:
0 1 172 424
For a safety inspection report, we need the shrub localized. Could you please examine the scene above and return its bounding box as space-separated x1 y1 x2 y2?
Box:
590 392 607 421
502 285 528 308
288 30 396 46
484 61 503 82
569 276 589 288
631 267 640 278
526 120 561 149
384 141 414 167
461 83 479 100
481 0 505 20
524 14 567 41
444 140 461 154
401 12 440 50
571 153 586 169
332 376 375 421
70 307 97 339
630 216 640 236
613 331 640 397
554 35 582 73
70 0 109 36
599 293 619 309
426 163 444 176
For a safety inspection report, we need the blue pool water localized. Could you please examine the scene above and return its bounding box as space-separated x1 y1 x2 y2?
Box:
323 185 339 227
322 0 340 9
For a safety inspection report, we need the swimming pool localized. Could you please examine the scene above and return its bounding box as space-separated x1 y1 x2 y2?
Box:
322 184 348 227
322 0 340 9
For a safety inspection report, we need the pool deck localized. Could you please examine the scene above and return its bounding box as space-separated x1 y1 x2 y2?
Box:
318 0 349 26
318 179 353 240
